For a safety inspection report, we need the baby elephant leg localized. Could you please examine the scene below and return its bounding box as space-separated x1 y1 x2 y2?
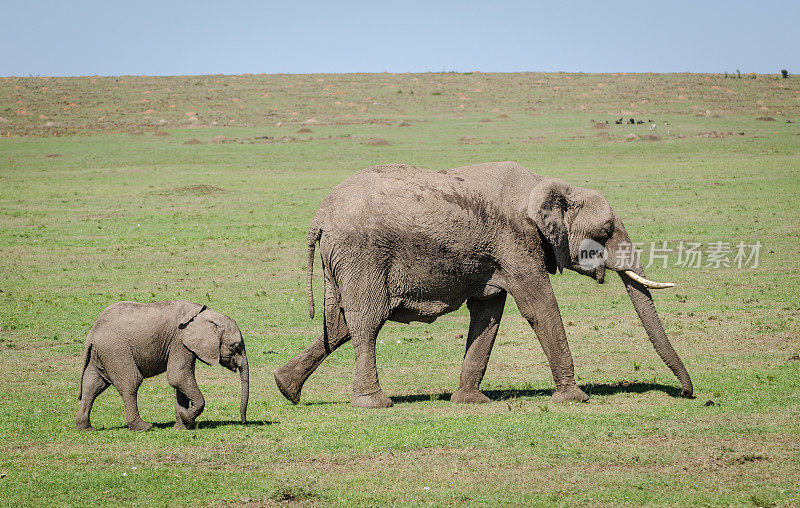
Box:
168 353 205 429
76 363 110 431
170 378 205 429
114 375 152 431
173 389 192 429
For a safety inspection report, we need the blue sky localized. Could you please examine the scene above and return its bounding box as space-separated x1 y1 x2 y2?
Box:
1 0 797 76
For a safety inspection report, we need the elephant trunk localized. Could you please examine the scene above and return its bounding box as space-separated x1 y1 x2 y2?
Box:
620 267 693 397
604 222 692 397
238 354 249 423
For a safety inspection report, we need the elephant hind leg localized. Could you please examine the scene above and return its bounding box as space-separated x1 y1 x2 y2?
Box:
344 302 392 408
76 363 110 431
274 282 352 404
112 373 152 431
452 291 507 404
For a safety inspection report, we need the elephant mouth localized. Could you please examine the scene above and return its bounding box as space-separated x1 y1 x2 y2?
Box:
594 264 605 284
567 261 606 284
220 356 238 372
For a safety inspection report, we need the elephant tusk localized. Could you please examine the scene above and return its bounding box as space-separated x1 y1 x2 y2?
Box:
623 270 675 289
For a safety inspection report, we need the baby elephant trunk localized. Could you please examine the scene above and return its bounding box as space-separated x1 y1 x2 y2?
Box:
238 354 249 424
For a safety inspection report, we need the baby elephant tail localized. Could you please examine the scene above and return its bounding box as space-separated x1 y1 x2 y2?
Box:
78 343 92 400
307 224 322 319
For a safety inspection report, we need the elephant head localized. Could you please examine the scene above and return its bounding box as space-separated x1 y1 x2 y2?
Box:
178 304 250 422
528 178 693 397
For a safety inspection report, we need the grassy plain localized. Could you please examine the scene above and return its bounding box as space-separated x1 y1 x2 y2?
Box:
1 71 799 506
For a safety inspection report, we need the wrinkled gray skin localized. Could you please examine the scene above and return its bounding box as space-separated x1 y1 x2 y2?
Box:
76 301 249 431
274 162 693 408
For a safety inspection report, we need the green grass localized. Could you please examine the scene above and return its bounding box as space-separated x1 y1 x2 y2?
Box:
1 72 799 506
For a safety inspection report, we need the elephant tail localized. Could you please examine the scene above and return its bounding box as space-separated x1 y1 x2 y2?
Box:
307 225 322 319
78 342 92 400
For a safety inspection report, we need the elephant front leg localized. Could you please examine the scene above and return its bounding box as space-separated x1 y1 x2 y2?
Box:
452 292 507 404
173 389 191 429
168 355 205 429
515 281 589 403
169 376 205 429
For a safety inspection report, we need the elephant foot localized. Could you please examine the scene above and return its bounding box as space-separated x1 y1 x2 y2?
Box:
176 409 197 429
551 385 590 403
76 422 96 432
451 388 490 404
351 390 393 408
680 386 694 398
128 419 154 432
274 366 303 404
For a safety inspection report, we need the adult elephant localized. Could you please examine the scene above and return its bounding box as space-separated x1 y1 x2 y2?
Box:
274 161 693 408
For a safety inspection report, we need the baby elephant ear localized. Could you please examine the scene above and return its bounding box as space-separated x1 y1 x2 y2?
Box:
177 303 220 366
527 178 570 273
180 319 221 366
179 302 207 327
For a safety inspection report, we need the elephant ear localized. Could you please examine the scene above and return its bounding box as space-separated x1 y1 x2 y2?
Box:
178 301 206 327
527 178 570 273
177 303 220 366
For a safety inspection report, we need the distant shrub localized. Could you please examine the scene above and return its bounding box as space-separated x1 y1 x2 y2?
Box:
781 69 789 78
736 69 741 79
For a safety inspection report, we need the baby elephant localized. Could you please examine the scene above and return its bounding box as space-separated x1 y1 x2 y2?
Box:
76 300 249 431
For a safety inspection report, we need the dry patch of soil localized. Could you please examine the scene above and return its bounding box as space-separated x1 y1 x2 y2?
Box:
364 137 390 145
168 185 227 195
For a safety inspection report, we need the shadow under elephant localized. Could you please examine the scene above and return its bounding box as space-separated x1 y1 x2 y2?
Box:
389 381 687 405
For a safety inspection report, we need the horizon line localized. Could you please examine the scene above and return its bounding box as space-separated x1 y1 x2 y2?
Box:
1 69 784 79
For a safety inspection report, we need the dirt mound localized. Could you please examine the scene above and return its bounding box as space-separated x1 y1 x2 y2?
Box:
496 113 509 119
595 132 613 139
154 131 169 136
642 133 661 141
45 153 63 158
302 118 320 125
183 138 203 145
297 128 312 133
696 131 746 138
171 185 226 195
397 122 411 127
592 122 609 129
458 136 481 145
211 135 231 143
364 137 390 146
756 116 775 121
625 134 640 141
479 118 492 123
